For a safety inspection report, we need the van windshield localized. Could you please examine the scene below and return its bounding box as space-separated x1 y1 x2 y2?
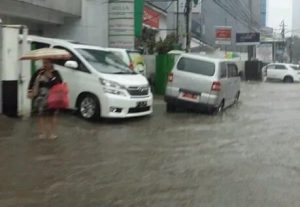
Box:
77 48 134 74
177 57 215 76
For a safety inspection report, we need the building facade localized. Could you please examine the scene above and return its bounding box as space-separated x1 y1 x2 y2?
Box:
292 0 300 36
260 0 267 27
194 0 261 50
0 0 108 46
0 0 263 50
152 0 262 51
0 0 169 49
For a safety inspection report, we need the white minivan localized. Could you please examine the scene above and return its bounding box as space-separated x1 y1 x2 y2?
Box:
28 36 153 120
165 54 241 113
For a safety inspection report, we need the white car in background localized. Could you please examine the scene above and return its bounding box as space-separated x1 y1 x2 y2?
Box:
107 48 146 75
266 63 300 83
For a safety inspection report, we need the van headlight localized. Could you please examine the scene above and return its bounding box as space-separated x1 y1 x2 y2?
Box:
99 78 126 96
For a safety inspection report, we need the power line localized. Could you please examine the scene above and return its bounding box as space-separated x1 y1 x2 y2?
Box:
212 0 260 31
234 0 261 27
280 20 287 39
222 0 261 28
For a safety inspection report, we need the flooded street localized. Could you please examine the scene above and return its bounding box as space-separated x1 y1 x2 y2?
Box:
2 82 300 207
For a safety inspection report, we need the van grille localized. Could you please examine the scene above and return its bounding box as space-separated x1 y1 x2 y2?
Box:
128 106 151 113
127 86 149 96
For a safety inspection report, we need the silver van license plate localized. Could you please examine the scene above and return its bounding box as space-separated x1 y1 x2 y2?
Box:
179 92 200 102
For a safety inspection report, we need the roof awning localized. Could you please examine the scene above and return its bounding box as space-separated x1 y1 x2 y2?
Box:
0 0 80 25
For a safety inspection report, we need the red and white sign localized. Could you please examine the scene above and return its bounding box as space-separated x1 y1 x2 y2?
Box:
143 6 160 29
215 26 232 45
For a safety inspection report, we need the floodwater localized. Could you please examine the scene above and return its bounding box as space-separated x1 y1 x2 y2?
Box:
1 82 300 207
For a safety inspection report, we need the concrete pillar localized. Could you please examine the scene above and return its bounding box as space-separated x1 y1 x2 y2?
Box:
19 27 31 118
0 25 31 117
0 26 2 114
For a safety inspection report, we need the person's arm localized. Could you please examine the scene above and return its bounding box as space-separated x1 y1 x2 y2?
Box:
49 70 63 88
27 69 43 99
28 69 40 90
54 70 63 84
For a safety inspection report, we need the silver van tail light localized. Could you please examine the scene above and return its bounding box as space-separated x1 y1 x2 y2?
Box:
168 73 174 82
211 81 221 91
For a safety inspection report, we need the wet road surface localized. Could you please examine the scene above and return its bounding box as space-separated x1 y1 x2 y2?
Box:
1 82 300 206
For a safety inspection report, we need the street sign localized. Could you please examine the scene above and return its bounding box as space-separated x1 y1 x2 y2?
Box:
215 26 232 45
236 32 260 45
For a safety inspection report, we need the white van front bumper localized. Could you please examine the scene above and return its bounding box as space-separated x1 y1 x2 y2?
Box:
101 93 153 118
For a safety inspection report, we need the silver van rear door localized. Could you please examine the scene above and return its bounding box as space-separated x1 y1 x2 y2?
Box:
227 63 240 104
173 57 215 96
218 62 230 105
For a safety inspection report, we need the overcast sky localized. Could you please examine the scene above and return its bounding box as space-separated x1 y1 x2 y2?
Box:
267 0 292 33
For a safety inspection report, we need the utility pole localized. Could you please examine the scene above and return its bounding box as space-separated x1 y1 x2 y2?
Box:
289 36 294 63
280 20 287 39
185 0 192 52
247 0 255 60
279 20 287 62
176 0 179 41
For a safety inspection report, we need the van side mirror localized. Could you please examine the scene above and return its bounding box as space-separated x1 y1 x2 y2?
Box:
64 60 78 69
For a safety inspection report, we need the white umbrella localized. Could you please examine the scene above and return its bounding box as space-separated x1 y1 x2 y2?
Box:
20 48 71 60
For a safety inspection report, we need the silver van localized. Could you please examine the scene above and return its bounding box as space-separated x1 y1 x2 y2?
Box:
165 54 241 113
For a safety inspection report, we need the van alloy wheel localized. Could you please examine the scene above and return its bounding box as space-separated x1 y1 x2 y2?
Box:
79 95 100 120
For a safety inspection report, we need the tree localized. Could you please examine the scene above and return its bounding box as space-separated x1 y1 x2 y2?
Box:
287 36 300 63
140 27 158 54
155 33 179 54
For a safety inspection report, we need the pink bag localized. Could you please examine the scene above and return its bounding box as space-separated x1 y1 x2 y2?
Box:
47 83 69 109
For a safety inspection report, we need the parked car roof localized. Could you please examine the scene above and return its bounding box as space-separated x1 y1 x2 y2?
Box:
24 35 107 51
73 44 106 50
268 63 299 67
107 48 141 53
179 53 233 63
